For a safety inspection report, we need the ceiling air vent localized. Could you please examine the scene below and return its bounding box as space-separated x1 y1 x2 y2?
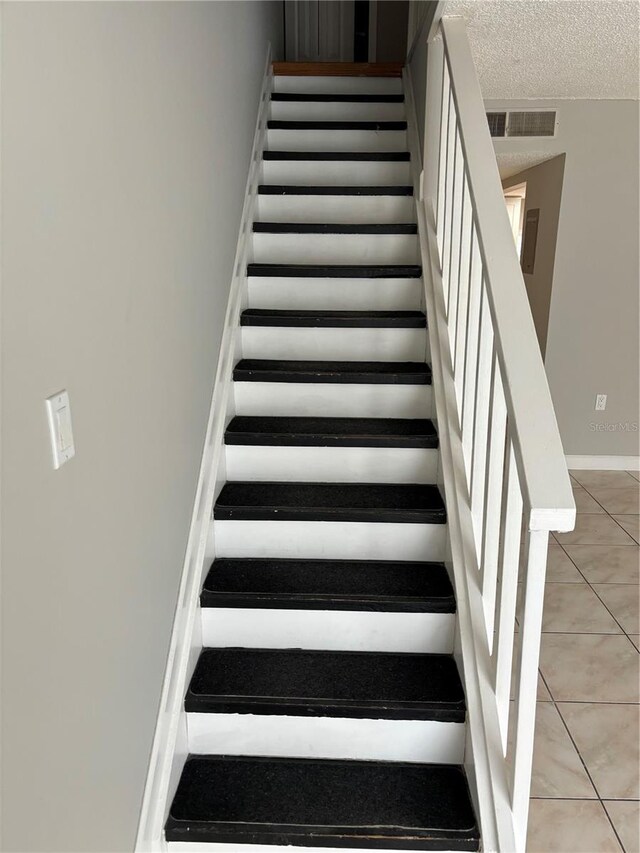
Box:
507 111 557 137
487 112 507 137
486 110 557 138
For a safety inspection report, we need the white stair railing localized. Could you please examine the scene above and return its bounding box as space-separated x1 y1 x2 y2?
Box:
417 16 576 852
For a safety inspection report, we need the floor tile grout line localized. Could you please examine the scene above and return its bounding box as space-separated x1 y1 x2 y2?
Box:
577 478 638 517
551 698 628 850
609 512 640 545
587 582 637 640
537 699 640 705
530 796 640 802
558 507 639 637
541 630 626 636
560 543 631 636
601 801 629 852
538 490 638 849
571 471 640 491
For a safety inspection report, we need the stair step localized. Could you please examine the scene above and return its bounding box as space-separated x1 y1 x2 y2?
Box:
186 647 463 721
268 120 407 131
271 93 405 103
225 415 437 448
214 481 445 524
233 359 430 385
264 150 410 160
258 184 413 195
166 755 480 849
240 309 425 328
225 416 436 447
273 61 404 77
247 264 421 278
253 222 417 234
201 558 454 612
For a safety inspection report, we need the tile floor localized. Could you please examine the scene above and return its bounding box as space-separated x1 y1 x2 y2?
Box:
525 469 640 852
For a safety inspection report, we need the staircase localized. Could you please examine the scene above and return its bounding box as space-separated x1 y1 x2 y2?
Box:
165 70 480 851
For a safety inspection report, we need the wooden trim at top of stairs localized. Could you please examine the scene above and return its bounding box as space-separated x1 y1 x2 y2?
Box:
273 62 404 77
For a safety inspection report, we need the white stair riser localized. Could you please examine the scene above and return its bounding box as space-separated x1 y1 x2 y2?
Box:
211 520 448 561
247 276 422 311
187 713 465 764
273 75 402 95
233 381 432 418
225 445 438 484
241 326 428 361
268 129 407 152
252 232 419 265
270 101 405 121
262 159 410 187
201 608 454 653
257 194 415 224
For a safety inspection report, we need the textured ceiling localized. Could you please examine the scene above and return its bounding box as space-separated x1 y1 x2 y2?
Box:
496 151 557 179
443 0 640 99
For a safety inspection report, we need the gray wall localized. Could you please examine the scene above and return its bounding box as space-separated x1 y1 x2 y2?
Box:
490 99 640 458
0 3 282 851
407 1 441 154
503 155 566 358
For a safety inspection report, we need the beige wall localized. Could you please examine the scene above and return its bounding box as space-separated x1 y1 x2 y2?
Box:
503 155 566 357
0 2 282 850
491 99 640 458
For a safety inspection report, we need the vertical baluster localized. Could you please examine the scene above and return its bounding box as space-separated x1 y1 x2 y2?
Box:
441 94 457 303
453 173 472 405
461 224 482 481
470 283 494 552
493 439 523 750
436 62 451 255
510 528 550 852
426 37 446 221
480 355 508 640
446 130 464 329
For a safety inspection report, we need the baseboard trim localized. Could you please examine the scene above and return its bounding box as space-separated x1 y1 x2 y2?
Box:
566 455 640 471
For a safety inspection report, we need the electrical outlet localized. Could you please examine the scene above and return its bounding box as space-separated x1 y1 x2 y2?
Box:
595 394 607 411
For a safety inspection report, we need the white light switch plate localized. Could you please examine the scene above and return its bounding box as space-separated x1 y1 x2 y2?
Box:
45 390 75 469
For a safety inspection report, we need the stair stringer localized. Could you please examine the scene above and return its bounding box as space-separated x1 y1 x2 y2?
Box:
403 61 514 851
134 46 274 853
415 200 517 853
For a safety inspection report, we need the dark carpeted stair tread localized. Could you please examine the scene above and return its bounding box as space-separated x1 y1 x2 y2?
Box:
214 481 446 524
201 557 454 612
225 415 438 448
166 755 480 849
263 150 410 161
257 184 413 195
233 359 431 385
186 647 465 721
240 308 425 327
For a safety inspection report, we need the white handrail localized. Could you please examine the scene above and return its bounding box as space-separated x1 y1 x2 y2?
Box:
415 15 576 852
